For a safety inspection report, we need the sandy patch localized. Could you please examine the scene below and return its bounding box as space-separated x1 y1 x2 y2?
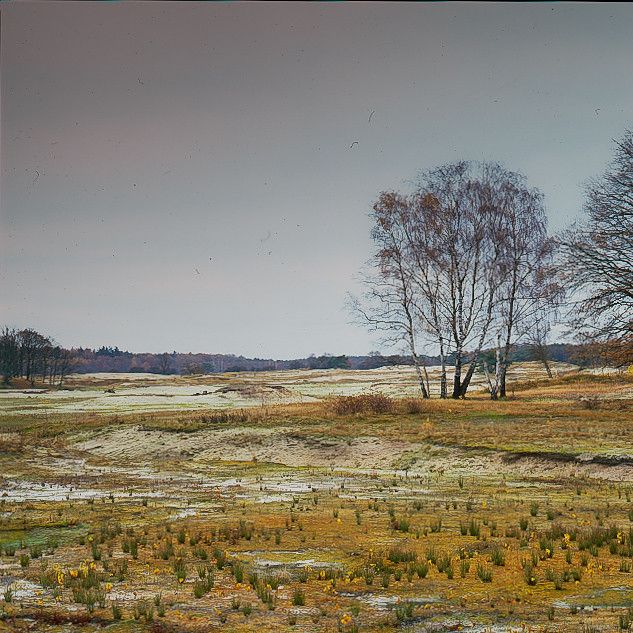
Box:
73 425 419 471
0 362 576 416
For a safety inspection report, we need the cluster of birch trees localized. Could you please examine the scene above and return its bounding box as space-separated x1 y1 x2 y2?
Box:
354 160 560 399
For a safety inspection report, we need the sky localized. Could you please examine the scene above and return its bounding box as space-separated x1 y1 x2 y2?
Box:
1 2 632 359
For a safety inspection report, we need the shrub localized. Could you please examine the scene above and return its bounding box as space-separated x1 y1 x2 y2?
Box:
401 398 425 414
330 394 395 415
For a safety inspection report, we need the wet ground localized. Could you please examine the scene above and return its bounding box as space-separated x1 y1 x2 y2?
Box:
1 368 633 632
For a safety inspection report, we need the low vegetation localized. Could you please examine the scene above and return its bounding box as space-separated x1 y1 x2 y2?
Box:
0 369 632 632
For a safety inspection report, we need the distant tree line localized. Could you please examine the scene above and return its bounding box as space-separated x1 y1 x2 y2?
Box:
0 341 358 381
69 350 353 374
352 128 632 398
0 326 592 387
0 328 76 386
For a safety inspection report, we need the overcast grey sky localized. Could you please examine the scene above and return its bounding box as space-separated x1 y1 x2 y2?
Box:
1 2 632 358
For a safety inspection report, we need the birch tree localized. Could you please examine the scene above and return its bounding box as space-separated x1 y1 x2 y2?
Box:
560 129 633 365
412 162 507 398
483 173 559 398
356 161 555 399
350 192 430 398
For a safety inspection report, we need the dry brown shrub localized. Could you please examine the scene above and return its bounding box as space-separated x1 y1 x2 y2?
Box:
330 393 395 415
400 398 426 414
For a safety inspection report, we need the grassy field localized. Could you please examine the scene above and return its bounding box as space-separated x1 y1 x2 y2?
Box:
1 366 633 632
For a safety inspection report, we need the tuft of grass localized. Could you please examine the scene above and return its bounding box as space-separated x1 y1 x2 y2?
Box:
3 585 14 603
388 547 416 564
476 563 493 583
292 588 305 606
394 601 416 623
490 548 505 566
468 519 481 538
